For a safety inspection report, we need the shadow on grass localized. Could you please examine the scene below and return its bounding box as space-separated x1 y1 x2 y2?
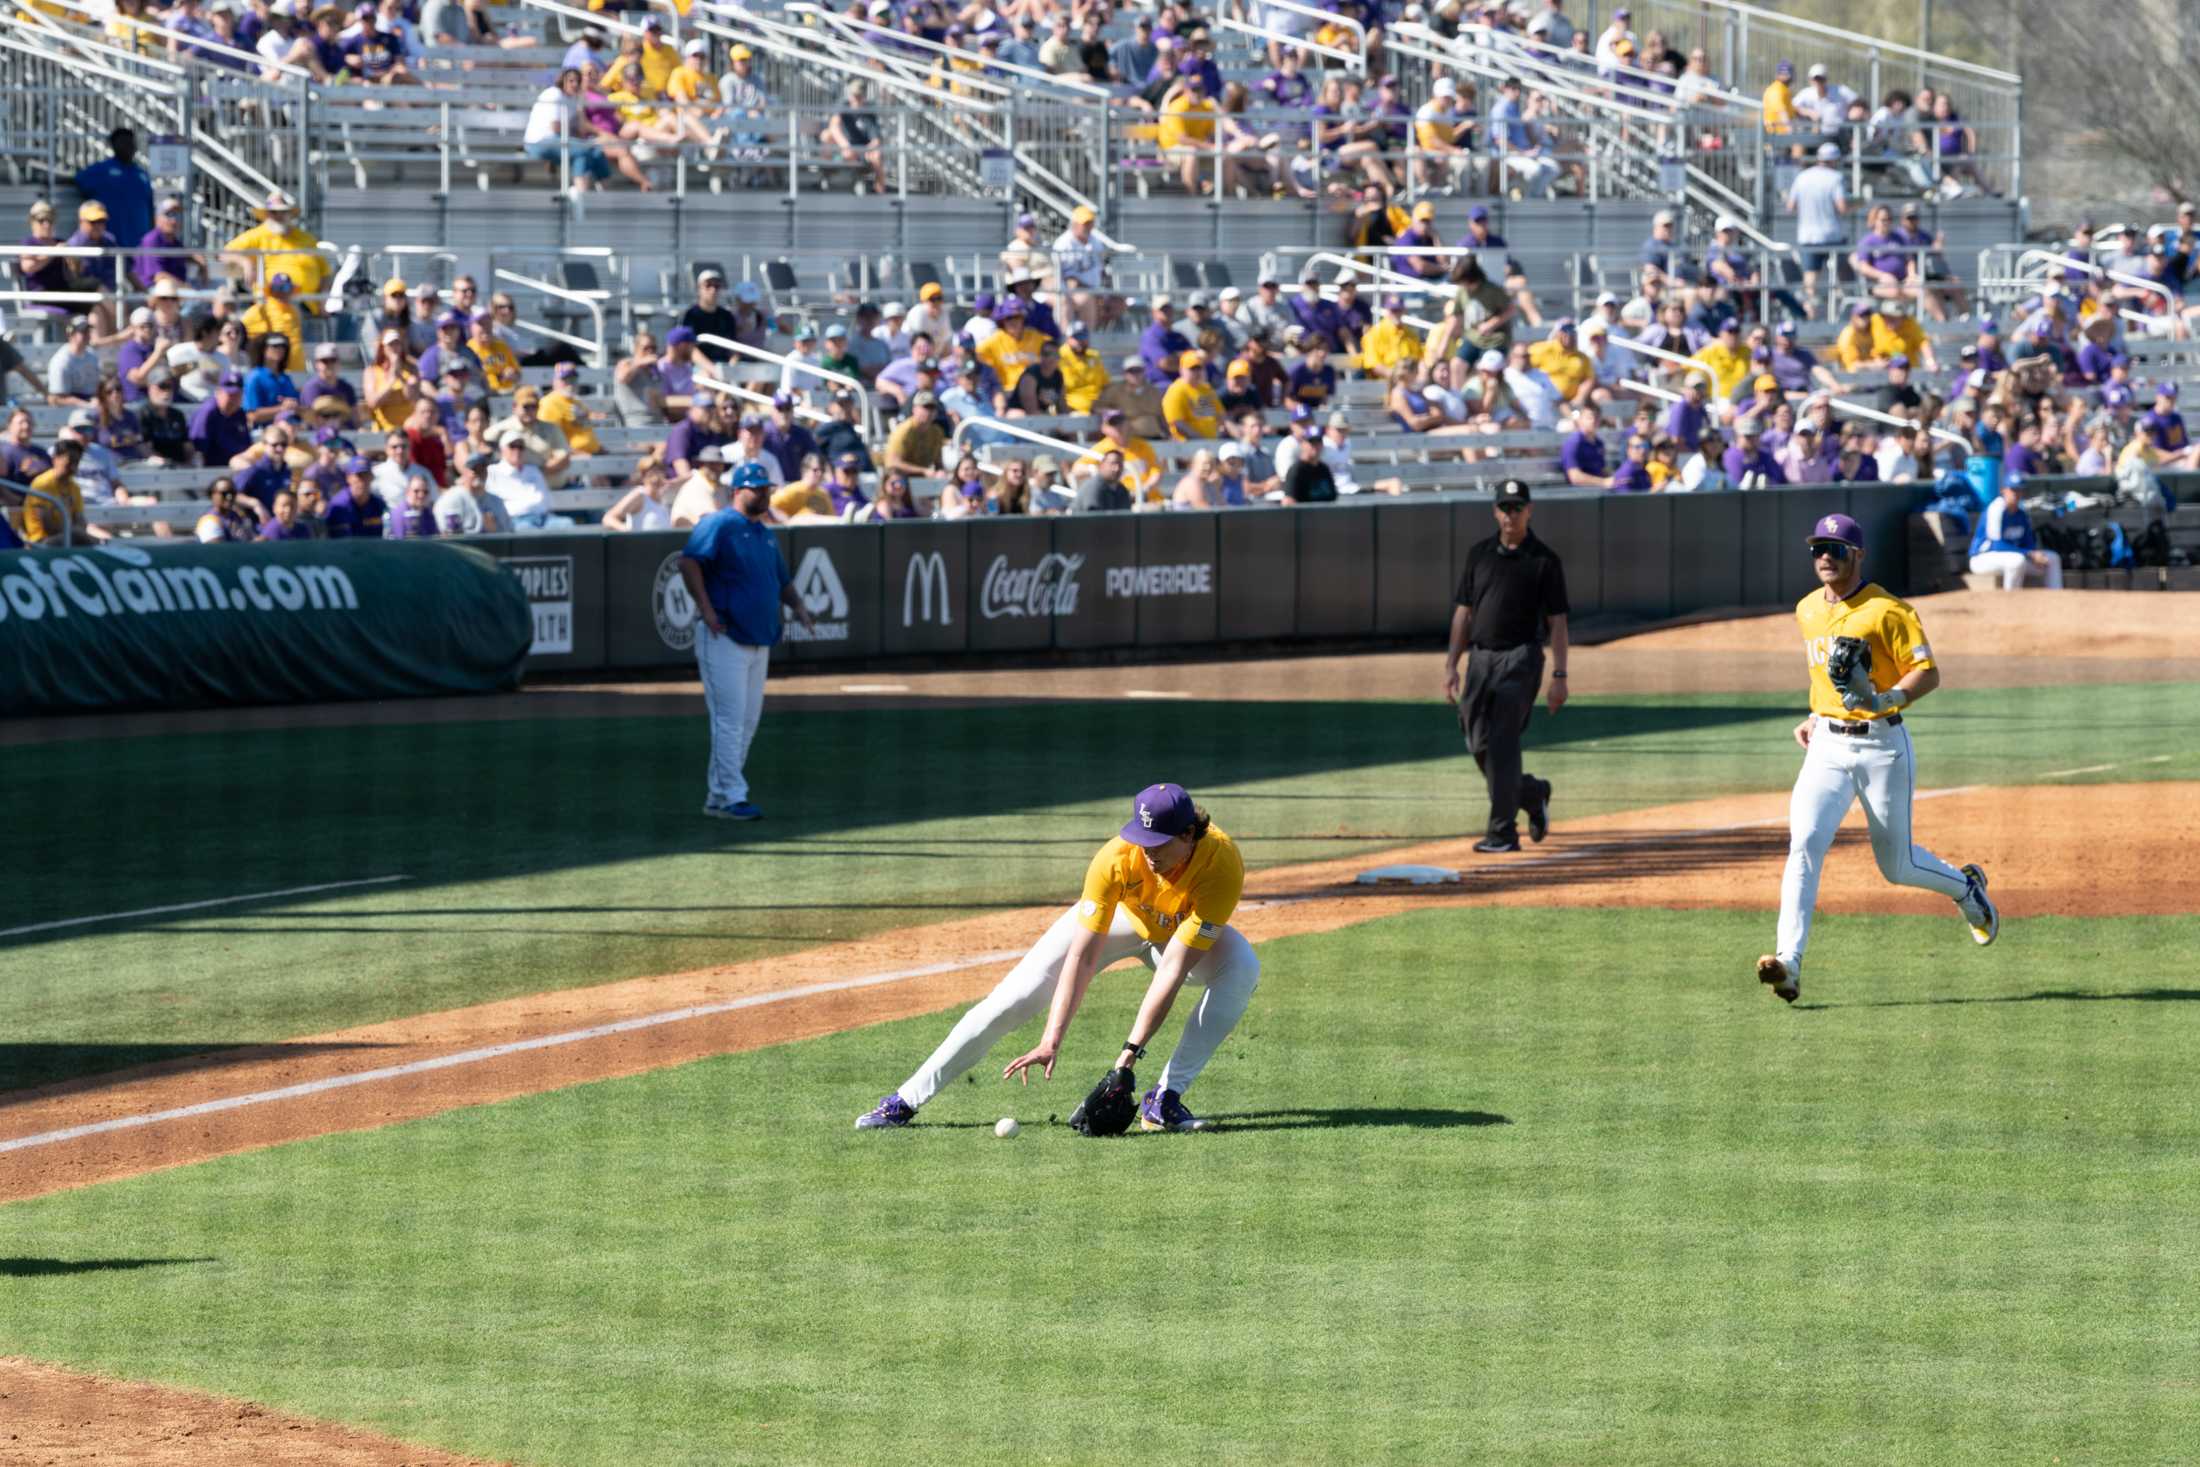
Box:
0 1257 215 1277
1799 988 2200 1011
1203 1107 1512 1132
0 1041 397 1104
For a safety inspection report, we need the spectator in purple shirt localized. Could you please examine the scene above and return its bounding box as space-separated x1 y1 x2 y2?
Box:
1831 425 1881 482
1722 420 1787 486
1289 272 1346 351
665 400 726 479
132 196 197 290
418 314 470 385
114 307 166 403
2000 417 2047 480
1972 319 2010 375
189 373 254 466
1139 297 1194 380
761 392 817 481
1849 203 1915 307
1259 49 1312 109
1286 338 1337 409
1557 403 1612 486
2073 315 2123 385
383 474 439 538
259 486 316 539
1393 201 1448 280
2139 382 2198 468
324 458 390 538
826 451 870 515
1660 375 1709 449
1767 320 1840 395
1611 434 1654 491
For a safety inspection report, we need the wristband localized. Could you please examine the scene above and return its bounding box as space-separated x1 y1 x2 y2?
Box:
1121 1041 1148 1061
1551 672 1566 679
1881 687 1909 711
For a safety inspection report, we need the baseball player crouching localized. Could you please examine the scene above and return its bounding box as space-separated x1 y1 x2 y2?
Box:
856 783 1258 1134
1757 513 1998 1004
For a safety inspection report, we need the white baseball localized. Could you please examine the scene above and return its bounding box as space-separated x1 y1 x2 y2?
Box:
994 1117 1020 1139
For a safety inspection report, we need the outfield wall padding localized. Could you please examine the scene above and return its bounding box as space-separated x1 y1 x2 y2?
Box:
582 485 1929 674
0 539 532 714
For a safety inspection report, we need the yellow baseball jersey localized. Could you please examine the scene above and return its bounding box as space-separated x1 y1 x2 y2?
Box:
1078 826 1244 951
1796 581 1935 720
1161 378 1222 439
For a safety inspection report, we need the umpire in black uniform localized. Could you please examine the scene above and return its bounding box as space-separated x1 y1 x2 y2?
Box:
1443 479 1570 853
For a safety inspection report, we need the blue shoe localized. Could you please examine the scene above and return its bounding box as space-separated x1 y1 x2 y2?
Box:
855 1093 915 1130
701 801 739 820
727 801 763 821
1139 1087 1208 1132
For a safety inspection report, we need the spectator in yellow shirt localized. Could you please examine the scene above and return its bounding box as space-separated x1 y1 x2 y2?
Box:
1834 303 1935 372
662 39 722 148
222 190 328 312
1060 321 1110 413
1078 409 1162 497
1162 349 1223 440
540 362 602 456
976 301 1045 394
1762 61 1796 134
241 273 307 370
1528 320 1597 405
1358 296 1424 377
605 20 680 99
1690 316 1753 399
466 312 521 395
1158 72 1219 195
24 441 106 545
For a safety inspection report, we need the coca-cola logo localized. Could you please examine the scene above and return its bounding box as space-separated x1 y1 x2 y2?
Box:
979 552 1083 619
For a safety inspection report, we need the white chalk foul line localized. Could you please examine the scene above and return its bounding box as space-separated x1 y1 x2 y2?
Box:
2040 756 2176 779
0 949 1026 1157
0 876 411 941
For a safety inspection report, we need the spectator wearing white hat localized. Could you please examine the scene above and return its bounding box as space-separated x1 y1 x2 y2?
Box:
1792 63 1858 147
1783 141 1849 316
671 443 730 528
1412 76 1471 193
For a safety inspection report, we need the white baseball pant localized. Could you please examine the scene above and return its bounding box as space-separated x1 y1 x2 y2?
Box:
1968 548 2063 590
1775 715 1969 973
899 906 1260 1108
695 631 769 805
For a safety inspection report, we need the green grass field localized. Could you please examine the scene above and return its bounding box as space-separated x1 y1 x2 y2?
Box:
8 682 2195 1093
5 907 2198 1464
4 676 2198 1463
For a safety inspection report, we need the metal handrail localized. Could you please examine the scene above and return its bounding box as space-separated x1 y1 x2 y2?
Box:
1452 20 1759 115
1606 331 1721 390
492 269 609 365
1258 0 1368 70
694 370 833 429
1215 13 1361 72
520 0 655 41
1688 0 2019 84
2004 250 2179 319
691 8 1002 118
0 21 190 85
697 332 874 437
1619 378 1684 404
2 477 74 549
951 415 1093 471
1821 397 1968 451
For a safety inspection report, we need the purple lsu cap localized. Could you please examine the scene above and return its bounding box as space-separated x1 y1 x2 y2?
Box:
1121 782 1196 848
1469 204 1490 222
2157 381 2179 399
2102 383 2133 407
1808 512 1863 549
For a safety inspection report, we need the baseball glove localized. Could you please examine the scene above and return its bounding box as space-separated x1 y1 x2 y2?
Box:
1826 635 1874 710
1067 1066 1139 1137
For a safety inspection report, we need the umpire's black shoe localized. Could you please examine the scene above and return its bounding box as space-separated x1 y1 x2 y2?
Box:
1524 779 1552 844
1472 836 1521 854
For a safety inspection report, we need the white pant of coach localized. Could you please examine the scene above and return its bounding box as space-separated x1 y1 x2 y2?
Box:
696 632 769 805
1777 716 1969 971
1968 548 2063 590
899 907 1261 1107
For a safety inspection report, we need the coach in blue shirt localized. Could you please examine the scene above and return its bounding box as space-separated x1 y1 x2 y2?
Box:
676 464 816 820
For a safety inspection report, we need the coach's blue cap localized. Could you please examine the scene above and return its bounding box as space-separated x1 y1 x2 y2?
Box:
1807 512 1863 549
1121 782 1196 848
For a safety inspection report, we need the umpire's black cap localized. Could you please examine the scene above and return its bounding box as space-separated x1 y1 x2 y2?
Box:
1496 479 1532 505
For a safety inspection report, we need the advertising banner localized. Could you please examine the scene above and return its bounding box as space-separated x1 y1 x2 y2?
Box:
471 533 607 672
0 539 530 714
879 521 970 656
963 518 1064 653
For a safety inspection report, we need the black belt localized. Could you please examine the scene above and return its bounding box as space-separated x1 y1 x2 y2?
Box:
1825 713 1902 735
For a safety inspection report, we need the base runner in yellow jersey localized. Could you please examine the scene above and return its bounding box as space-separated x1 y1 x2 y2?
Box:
1757 513 2000 1005
855 783 1260 1133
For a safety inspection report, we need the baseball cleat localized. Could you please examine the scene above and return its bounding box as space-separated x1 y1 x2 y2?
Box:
854 1093 916 1130
1472 836 1521 854
1525 778 1551 843
1756 954 1800 1004
701 801 740 819
1139 1088 1208 1132
1958 864 1998 946
726 801 763 821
